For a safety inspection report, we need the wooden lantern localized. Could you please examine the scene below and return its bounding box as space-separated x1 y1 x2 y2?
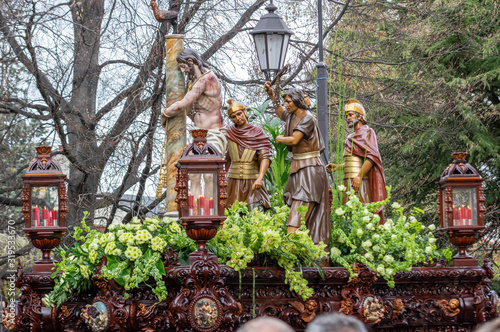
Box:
437 152 485 266
21 146 68 273
175 129 227 264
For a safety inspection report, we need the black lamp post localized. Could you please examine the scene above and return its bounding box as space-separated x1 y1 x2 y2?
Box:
250 1 294 82
316 0 330 163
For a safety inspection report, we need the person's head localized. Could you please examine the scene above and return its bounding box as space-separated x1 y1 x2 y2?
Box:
283 88 308 114
176 48 210 79
237 317 294 332
345 98 367 128
305 312 368 332
227 99 248 128
476 319 500 332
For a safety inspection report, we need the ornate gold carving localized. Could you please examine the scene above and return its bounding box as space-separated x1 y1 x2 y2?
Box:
391 298 403 319
362 296 385 325
289 299 317 322
436 298 460 319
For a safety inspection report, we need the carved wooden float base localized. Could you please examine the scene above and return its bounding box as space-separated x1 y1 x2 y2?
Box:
15 255 498 332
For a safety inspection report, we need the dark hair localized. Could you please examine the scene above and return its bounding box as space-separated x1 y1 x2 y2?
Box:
283 88 308 110
356 112 367 125
176 48 210 72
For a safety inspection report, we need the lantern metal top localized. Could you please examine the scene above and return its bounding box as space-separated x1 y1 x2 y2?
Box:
250 3 294 36
440 152 481 181
179 129 223 161
25 146 65 175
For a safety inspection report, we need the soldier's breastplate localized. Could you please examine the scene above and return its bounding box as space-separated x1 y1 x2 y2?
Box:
343 153 369 180
228 140 259 180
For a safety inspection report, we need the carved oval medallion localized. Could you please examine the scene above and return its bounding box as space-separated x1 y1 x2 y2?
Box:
80 301 109 332
189 296 221 331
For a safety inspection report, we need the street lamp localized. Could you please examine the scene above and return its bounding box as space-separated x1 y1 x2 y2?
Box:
250 1 294 81
437 152 486 266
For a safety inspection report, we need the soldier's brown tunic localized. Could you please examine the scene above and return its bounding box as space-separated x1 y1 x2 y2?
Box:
280 109 330 245
225 123 272 209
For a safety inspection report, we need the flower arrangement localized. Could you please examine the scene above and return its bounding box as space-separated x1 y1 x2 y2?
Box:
330 186 452 287
208 201 327 300
43 213 195 308
44 203 326 308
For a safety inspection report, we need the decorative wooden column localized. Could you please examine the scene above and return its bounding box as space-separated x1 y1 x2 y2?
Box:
159 34 186 216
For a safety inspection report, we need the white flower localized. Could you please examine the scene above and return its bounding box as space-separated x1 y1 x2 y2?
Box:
338 185 346 192
425 246 433 254
131 216 141 224
105 242 116 255
384 255 394 264
386 268 394 276
409 216 417 223
391 234 397 241
147 224 157 232
125 246 142 261
362 216 371 223
169 222 182 233
135 229 152 244
366 223 375 231
89 241 99 251
346 201 355 209
331 247 341 256
373 245 380 252
365 252 374 261
335 208 345 216
377 265 385 275
151 237 167 252
362 240 372 249
391 202 401 209
373 234 380 239
384 223 392 231
428 224 436 231
429 237 436 244
356 229 363 237
108 224 116 231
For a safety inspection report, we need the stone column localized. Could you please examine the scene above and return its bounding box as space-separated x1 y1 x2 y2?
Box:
160 34 186 216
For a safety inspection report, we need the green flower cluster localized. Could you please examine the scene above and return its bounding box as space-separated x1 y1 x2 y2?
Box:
43 214 196 308
208 201 327 300
330 187 452 287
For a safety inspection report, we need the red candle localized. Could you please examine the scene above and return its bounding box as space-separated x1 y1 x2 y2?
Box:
467 205 472 224
188 192 195 216
461 205 467 226
209 198 214 215
203 197 210 216
33 205 40 227
49 208 57 226
197 196 203 215
457 208 462 226
42 206 49 227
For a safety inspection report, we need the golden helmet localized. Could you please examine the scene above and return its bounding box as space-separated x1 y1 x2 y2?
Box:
345 98 365 116
227 99 247 117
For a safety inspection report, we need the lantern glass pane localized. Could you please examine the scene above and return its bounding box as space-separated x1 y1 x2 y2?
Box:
279 34 290 69
266 34 285 71
452 187 477 226
187 172 218 216
253 34 268 71
31 186 59 227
